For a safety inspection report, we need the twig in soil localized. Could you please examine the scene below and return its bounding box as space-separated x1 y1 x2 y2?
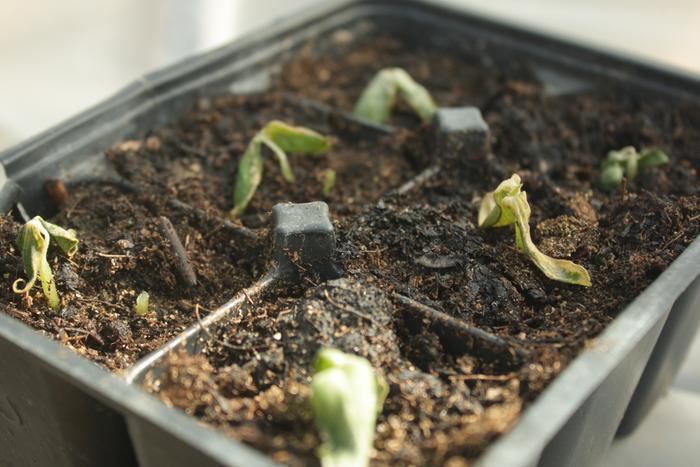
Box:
158 216 198 289
96 252 130 259
393 293 528 361
167 198 258 240
449 372 517 382
393 166 441 197
324 289 381 326
661 230 685 251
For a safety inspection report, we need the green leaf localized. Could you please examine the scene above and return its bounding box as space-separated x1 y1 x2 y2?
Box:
638 148 669 170
37 217 78 257
322 169 337 198
353 69 398 124
13 217 60 309
230 138 263 218
262 120 331 155
600 146 670 190
600 163 624 191
311 348 387 467
259 135 295 183
392 68 437 123
479 175 591 287
353 68 436 124
135 291 150 316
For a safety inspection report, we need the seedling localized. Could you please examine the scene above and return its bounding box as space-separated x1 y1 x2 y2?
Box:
322 169 336 198
230 120 332 218
600 146 669 190
479 174 591 286
12 216 79 310
135 291 150 316
311 348 387 467
353 67 437 124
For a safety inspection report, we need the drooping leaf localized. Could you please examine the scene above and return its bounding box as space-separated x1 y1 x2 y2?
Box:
353 68 436 124
13 217 60 309
392 68 437 123
502 192 592 286
479 175 591 287
311 348 387 467
262 120 331 155
230 122 331 217
259 135 295 182
230 138 263 218
37 217 79 257
600 163 624 191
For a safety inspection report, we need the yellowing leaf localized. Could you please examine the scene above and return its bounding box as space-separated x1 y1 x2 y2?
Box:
13 217 61 309
479 175 592 287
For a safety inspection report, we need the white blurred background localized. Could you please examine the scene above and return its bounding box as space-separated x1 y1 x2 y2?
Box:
0 1 698 465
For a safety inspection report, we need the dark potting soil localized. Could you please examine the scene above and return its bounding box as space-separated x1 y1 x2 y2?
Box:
108 93 421 227
0 185 265 371
143 33 700 466
0 23 699 465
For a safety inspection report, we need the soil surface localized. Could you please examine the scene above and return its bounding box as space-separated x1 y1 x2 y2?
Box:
2 25 700 466
144 31 700 467
0 185 265 370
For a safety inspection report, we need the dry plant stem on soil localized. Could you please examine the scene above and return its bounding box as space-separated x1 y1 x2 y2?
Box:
166 199 258 240
393 293 528 361
158 216 197 289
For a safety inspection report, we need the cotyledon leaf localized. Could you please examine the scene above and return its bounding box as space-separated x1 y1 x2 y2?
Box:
230 137 263 218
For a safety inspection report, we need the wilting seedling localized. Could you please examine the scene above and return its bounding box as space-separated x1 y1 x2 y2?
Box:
13 216 79 310
311 348 387 467
135 291 150 316
600 146 669 191
479 174 591 286
353 67 437 124
229 120 332 218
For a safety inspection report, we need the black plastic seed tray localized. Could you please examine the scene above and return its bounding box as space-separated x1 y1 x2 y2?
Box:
1 1 699 467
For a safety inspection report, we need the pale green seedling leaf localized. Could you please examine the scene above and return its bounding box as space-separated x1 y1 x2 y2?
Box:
502 192 591 287
262 120 331 155
311 348 387 467
322 169 337 198
600 146 669 190
353 68 436 124
13 217 60 309
392 68 437 123
230 122 331 217
478 174 522 228
479 175 591 286
638 148 669 170
230 138 263 218
38 217 79 257
135 291 150 316
259 135 295 183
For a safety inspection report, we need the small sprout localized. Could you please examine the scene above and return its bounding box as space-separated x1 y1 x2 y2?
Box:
135 291 150 316
353 67 437 124
479 175 591 286
13 216 79 310
322 169 337 198
230 120 332 218
600 146 669 190
311 348 387 467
